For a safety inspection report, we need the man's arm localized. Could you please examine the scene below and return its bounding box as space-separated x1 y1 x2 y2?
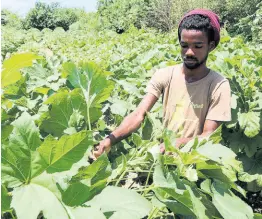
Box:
177 120 221 147
93 93 158 158
160 120 221 153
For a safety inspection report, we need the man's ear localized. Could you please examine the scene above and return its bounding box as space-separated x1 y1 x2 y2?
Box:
209 41 216 52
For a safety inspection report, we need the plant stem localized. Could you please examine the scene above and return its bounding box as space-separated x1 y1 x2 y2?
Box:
87 105 91 131
115 169 128 186
148 206 159 219
81 83 91 131
10 211 16 219
142 162 155 197
133 186 156 192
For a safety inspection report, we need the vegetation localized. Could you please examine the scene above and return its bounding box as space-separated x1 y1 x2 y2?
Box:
1 9 23 29
1 1 262 218
23 2 82 31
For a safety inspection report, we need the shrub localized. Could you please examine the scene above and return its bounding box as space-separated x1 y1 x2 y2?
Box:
1 9 23 29
23 2 81 31
234 2 262 42
210 0 261 34
98 0 149 33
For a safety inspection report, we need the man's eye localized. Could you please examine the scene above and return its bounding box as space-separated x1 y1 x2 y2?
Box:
195 45 203 49
181 45 188 48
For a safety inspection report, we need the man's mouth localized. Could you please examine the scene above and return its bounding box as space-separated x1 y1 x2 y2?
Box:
184 59 197 63
184 57 198 62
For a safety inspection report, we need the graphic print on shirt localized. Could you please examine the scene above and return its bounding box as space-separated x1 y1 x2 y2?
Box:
167 94 204 135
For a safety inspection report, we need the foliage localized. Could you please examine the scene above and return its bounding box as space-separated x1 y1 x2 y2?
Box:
143 0 213 32
23 2 80 31
97 0 149 33
1 27 27 59
1 15 262 218
1 9 23 29
235 2 262 43
210 0 261 34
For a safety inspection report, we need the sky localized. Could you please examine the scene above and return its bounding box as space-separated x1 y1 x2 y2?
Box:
1 0 98 17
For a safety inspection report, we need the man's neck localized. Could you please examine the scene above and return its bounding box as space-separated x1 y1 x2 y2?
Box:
182 64 210 83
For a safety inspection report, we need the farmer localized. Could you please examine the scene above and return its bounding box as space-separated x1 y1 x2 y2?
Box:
94 9 231 158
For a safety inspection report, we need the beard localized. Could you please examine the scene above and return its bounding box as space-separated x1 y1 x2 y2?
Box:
183 53 208 69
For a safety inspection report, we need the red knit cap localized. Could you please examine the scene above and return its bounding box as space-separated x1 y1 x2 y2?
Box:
178 9 221 47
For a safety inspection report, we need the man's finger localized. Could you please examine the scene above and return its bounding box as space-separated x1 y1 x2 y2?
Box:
89 152 97 161
93 145 105 158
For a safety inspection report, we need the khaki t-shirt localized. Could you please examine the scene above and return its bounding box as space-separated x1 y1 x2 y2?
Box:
146 64 231 138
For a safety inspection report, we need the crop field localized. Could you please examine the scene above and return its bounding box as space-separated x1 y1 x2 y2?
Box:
1 3 262 219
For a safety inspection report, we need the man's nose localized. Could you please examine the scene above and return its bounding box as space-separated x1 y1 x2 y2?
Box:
185 48 195 56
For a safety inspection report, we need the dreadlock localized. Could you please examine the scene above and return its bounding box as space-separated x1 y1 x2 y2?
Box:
178 14 215 43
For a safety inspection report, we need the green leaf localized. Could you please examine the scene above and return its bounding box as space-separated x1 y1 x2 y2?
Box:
110 99 129 116
71 153 112 186
9 112 41 151
3 76 27 98
208 125 223 143
185 166 198 182
11 184 68 219
197 161 235 184
226 131 262 157
2 146 46 187
254 213 262 219
1 125 13 145
185 185 209 219
39 89 88 137
211 181 253 219
62 154 112 206
153 158 195 215
61 182 92 207
1 53 41 87
238 151 262 187
1 184 11 213
109 154 127 181
70 206 106 219
38 130 94 173
63 62 87 89
141 115 153 140
200 179 212 195
25 62 65 92
86 186 152 219
155 187 194 216
197 142 240 169
63 62 115 107
239 111 260 137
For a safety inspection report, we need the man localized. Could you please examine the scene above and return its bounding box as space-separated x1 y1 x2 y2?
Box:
94 9 231 158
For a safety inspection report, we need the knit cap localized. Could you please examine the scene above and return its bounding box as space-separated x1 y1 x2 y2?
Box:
178 9 221 47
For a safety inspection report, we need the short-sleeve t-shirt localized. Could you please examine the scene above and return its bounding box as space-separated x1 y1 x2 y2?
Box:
146 64 231 138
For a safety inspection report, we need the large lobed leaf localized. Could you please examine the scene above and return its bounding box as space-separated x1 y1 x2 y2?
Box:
211 180 254 219
86 186 152 219
63 62 115 107
1 112 46 187
61 153 112 206
71 153 111 183
1 53 42 88
38 130 94 173
238 150 262 189
2 146 46 187
9 112 42 151
238 111 260 137
39 88 90 137
11 184 68 219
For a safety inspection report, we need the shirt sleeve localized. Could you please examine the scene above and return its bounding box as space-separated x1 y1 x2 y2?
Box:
146 67 173 98
206 80 232 122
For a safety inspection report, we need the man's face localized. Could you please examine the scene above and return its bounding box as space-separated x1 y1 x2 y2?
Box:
180 29 213 70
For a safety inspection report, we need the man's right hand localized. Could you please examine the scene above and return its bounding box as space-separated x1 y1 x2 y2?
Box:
93 138 112 159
